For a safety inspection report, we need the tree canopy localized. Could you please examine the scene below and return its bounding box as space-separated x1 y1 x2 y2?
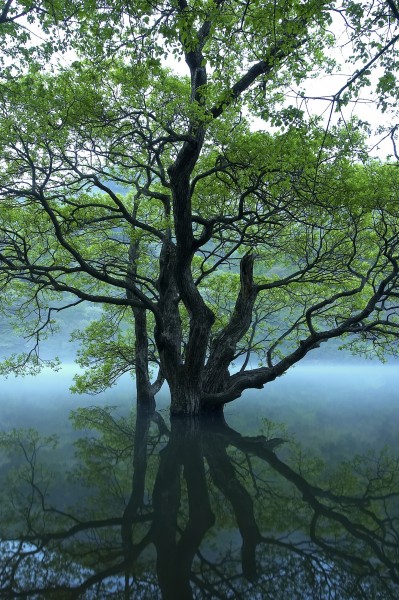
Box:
1 0 399 414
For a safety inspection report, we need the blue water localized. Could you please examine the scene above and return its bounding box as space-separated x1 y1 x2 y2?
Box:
1 361 398 457
0 362 397 416
1 361 399 599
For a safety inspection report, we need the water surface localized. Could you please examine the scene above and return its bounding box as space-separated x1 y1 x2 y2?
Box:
0 363 398 598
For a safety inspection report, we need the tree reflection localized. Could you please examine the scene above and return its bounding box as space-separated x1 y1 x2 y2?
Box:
0 407 399 598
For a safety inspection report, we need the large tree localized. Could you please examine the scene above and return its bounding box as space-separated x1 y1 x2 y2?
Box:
1 0 399 414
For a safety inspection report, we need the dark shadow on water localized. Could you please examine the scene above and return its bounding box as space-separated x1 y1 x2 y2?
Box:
0 406 399 598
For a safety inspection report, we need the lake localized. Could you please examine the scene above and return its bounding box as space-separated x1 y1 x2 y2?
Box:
0 362 399 598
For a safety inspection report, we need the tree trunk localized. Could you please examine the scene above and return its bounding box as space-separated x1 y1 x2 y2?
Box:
168 369 202 416
133 307 155 411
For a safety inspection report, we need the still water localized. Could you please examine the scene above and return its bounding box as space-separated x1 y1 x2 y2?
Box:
0 363 399 598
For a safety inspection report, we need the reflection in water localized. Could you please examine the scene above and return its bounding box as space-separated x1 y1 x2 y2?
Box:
0 407 399 599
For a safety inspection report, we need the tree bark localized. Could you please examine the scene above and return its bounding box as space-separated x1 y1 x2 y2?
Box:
203 253 258 396
133 307 156 411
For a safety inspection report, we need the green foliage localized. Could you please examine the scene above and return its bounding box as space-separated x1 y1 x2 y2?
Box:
1 0 399 404
70 307 136 394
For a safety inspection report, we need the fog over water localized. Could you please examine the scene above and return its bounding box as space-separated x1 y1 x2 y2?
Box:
2 301 398 442
1 357 399 598
1 359 398 459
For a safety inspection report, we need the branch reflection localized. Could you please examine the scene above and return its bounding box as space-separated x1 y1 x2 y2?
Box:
0 406 398 598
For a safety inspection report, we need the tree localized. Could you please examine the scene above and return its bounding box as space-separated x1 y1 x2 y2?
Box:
1 1 399 414
0 0 82 76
